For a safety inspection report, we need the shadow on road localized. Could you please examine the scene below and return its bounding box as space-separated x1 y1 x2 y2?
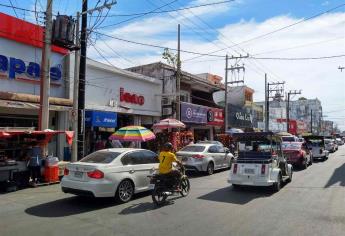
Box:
25 196 119 217
198 186 273 205
325 163 345 188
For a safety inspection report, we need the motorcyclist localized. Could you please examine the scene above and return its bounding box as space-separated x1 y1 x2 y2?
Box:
158 142 182 188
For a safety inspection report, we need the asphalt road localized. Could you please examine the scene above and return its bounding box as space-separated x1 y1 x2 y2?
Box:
1 146 345 236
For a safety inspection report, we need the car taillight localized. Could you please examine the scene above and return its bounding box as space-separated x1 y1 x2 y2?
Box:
192 154 205 159
299 150 304 157
261 164 266 175
64 168 69 176
87 169 104 179
233 164 238 174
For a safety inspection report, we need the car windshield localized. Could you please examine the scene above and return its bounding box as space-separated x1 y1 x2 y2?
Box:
80 151 121 163
282 136 295 142
282 142 301 150
239 141 272 152
180 145 206 152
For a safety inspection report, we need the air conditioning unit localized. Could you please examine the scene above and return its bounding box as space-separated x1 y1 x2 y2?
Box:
162 97 172 106
162 107 172 116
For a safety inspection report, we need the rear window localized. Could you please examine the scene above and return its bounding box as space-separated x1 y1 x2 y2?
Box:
282 142 301 150
180 146 205 152
282 137 295 142
80 151 121 163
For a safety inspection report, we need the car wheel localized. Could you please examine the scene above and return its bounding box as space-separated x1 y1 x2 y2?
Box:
116 179 134 203
273 174 282 192
309 156 313 165
303 158 308 169
206 162 214 175
287 168 293 183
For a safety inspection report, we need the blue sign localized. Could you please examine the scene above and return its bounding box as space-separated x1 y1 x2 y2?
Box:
85 110 117 128
0 54 62 80
181 102 208 124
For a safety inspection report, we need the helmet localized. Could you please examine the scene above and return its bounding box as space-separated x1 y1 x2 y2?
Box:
164 142 173 150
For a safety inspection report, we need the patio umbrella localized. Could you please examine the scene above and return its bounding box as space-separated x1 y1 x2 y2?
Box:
152 118 186 129
109 126 155 142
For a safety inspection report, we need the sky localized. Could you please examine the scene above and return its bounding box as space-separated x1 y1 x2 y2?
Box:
1 0 345 130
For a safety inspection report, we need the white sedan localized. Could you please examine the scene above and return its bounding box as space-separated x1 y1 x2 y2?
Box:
61 148 159 203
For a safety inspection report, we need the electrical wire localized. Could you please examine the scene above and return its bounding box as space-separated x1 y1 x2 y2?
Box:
0 2 44 13
249 54 345 60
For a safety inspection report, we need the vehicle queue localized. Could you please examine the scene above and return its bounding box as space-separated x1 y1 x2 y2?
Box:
61 130 344 205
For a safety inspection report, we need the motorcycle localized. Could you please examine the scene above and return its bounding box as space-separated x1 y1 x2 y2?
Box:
149 165 190 206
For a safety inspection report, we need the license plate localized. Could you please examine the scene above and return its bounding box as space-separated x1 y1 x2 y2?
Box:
244 168 255 174
74 171 83 178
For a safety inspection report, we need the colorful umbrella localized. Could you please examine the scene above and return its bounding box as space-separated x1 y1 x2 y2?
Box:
152 118 186 129
109 126 155 142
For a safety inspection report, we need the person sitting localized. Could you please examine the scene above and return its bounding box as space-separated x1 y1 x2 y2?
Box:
158 142 182 188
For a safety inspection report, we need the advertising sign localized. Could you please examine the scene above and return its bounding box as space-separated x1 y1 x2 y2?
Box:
228 104 253 128
181 102 208 124
85 110 117 128
207 108 224 126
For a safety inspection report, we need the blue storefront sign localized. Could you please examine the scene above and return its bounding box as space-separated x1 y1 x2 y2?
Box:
0 54 62 80
181 102 208 124
85 110 117 128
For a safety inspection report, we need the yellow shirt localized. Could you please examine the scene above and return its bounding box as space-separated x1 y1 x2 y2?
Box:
158 151 178 174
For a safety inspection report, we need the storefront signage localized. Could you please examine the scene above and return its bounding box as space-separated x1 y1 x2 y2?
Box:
181 102 208 124
120 87 145 106
85 110 117 128
0 54 62 81
207 108 224 126
228 104 253 128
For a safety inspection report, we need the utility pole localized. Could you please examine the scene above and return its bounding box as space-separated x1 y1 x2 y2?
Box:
224 54 229 132
72 12 80 163
77 0 117 160
39 0 53 156
176 24 181 121
286 90 302 133
224 54 249 132
310 110 313 134
338 66 344 72
264 73 268 131
266 81 285 132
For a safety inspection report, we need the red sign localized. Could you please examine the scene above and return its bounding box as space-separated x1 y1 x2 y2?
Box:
207 108 224 126
120 87 145 106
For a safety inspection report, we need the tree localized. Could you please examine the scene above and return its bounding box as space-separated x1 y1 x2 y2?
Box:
162 48 177 68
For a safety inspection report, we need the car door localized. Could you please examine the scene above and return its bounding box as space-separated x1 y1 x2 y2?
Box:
217 146 229 168
208 145 222 169
141 150 159 188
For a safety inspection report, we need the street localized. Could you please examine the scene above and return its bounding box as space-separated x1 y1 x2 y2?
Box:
0 147 344 236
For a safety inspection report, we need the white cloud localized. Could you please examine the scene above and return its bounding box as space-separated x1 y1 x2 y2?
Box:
89 9 345 130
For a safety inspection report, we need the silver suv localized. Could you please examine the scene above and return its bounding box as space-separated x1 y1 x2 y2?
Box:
176 144 234 175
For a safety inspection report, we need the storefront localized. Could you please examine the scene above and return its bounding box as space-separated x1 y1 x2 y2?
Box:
0 13 71 159
78 59 162 152
180 102 224 141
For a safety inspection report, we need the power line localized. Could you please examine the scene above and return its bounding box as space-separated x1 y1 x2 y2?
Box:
96 0 178 29
89 0 234 17
7 0 18 18
0 2 44 14
249 54 345 60
183 2 345 62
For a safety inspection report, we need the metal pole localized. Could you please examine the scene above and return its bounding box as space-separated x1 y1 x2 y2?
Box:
176 24 181 121
264 74 267 131
78 0 87 160
287 92 290 133
72 12 80 163
265 74 270 131
224 54 228 132
310 110 313 134
39 0 53 156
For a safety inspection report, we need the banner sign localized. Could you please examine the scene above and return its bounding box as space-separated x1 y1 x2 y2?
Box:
181 102 208 124
228 104 253 128
85 110 117 128
207 108 224 126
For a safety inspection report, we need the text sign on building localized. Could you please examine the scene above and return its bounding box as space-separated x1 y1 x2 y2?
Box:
85 110 117 128
228 104 253 128
120 87 145 106
207 108 224 126
0 54 62 81
181 102 208 124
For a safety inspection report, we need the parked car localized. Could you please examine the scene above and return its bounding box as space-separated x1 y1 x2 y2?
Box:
176 143 234 175
61 148 159 203
325 139 336 153
282 142 312 169
228 132 293 192
303 136 329 161
298 137 305 143
335 138 344 146
197 140 224 147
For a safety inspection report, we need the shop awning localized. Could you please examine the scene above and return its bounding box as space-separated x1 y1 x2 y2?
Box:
0 99 72 111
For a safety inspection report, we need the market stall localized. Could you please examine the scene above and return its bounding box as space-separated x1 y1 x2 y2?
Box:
0 129 73 192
